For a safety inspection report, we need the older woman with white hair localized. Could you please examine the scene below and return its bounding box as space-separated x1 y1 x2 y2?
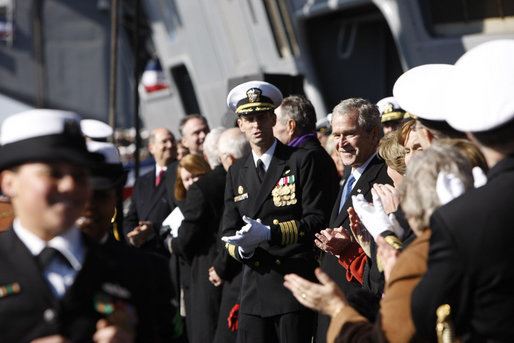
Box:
284 143 474 342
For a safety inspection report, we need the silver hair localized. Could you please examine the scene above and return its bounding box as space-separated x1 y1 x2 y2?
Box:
332 98 381 132
218 128 250 160
203 127 225 168
399 143 474 234
277 95 317 134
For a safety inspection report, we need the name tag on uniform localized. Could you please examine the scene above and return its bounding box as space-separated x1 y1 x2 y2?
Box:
234 193 248 202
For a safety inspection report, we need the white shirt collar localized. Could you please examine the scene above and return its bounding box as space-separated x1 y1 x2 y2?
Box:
13 218 85 271
155 164 167 177
351 152 377 182
252 139 277 172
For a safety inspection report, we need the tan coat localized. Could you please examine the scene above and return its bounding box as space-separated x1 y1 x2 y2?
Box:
327 230 431 343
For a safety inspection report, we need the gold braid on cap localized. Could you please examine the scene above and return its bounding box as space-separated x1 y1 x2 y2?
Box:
235 102 276 114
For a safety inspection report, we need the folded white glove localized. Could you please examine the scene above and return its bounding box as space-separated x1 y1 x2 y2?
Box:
472 166 487 188
436 171 465 205
352 193 404 240
221 216 271 254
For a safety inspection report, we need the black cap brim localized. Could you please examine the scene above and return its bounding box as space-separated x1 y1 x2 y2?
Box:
0 134 104 171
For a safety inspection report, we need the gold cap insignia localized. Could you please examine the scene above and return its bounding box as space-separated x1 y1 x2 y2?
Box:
246 88 262 103
238 185 244 194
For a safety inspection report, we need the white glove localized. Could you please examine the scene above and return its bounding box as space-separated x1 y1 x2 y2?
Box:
171 225 179 238
472 166 487 188
352 193 404 240
221 216 271 254
436 171 465 205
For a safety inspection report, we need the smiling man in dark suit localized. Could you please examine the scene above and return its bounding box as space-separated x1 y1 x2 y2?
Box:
124 127 176 254
221 81 327 343
315 98 392 343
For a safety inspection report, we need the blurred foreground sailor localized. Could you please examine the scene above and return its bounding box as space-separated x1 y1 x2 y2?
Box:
411 39 514 341
0 109 169 343
222 81 327 342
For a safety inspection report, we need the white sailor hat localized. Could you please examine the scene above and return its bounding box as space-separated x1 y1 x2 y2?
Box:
444 39 514 132
393 64 455 122
376 96 405 123
0 109 103 171
87 141 127 190
81 119 113 141
227 80 283 116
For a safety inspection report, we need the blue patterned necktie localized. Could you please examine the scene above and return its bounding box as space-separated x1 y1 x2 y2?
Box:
338 173 355 213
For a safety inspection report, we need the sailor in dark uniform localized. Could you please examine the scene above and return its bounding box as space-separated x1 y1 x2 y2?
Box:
0 110 173 342
411 40 514 342
221 81 327 343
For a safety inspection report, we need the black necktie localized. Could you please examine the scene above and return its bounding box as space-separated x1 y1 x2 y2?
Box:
37 247 71 270
257 159 266 183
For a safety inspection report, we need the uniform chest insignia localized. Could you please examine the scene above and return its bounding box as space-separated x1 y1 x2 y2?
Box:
94 292 115 314
234 193 248 202
0 282 21 298
94 292 138 331
283 169 291 175
101 282 131 299
238 185 244 194
272 175 297 207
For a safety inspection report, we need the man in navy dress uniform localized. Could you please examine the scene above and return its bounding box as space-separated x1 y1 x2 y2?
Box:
221 81 327 343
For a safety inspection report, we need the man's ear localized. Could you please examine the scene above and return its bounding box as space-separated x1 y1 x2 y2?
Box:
180 136 187 149
371 126 380 143
0 170 16 198
287 119 296 135
270 112 277 126
237 118 243 131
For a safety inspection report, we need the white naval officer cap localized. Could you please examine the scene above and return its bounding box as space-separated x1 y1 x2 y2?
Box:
0 109 103 171
444 39 514 132
81 119 113 141
227 80 283 116
376 96 406 123
393 64 455 122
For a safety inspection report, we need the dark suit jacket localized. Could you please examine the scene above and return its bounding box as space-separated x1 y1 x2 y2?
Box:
222 141 327 317
0 228 174 343
411 155 514 342
165 160 179 209
318 154 392 343
124 166 171 255
171 165 225 343
298 135 340 216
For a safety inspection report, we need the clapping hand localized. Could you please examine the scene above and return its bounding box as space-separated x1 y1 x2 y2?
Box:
221 216 270 254
314 226 352 258
352 193 404 240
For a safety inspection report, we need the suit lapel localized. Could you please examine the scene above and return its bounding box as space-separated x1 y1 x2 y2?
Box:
2 228 57 305
139 168 167 220
330 168 351 226
240 154 262 216
250 150 287 218
331 155 384 227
